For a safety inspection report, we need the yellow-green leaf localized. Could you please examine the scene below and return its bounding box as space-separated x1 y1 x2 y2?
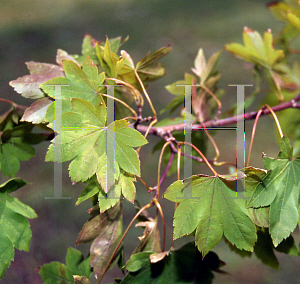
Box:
225 27 285 68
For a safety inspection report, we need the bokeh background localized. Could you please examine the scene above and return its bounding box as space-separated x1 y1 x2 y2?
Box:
1 0 300 283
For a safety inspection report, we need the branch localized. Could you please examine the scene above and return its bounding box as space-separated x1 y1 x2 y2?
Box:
135 95 300 136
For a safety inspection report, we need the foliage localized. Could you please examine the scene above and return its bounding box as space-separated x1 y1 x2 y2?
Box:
38 247 92 283
1 1 300 283
249 136 300 247
164 173 257 257
0 178 37 279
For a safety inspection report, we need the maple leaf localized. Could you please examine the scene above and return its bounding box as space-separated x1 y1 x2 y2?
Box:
248 136 300 247
134 45 172 83
164 173 257 257
45 98 147 187
268 1 300 33
164 48 222 119
75 202 122 279
0 179 37 279
122 242 225 283
41 56 106 122
96 40 171 93
38 247 92 284
56 49 81 67
20 97 53 124
96 37 124 78
225 27 284 68
191 48 222 85
76 171 137 213
9 62 65 99
235 167 270 228
0 123 46 177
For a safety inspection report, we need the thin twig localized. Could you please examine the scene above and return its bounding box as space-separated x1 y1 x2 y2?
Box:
246 104 284 167
269 70 284 102
289 48 300 54
201 124 220 162
167 137 211 164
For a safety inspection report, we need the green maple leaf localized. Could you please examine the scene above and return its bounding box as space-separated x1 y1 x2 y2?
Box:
45 98 147 186
248 136 300 247
97 170 136 212
76 171 137 213
236 167 270 228
164 173 257 257
121 242 224 283
0 178 37 279
39 247 92 284
163 48 222 117
134 45 172 83
96 37 124 78
0 123 46 177
75 34 101 65
41 56 106 122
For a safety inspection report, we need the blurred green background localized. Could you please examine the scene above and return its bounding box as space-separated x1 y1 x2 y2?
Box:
1 0 300 283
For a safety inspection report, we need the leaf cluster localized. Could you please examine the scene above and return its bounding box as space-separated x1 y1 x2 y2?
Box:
2 1 300 283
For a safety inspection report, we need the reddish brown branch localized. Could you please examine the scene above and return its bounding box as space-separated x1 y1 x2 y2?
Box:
135 96 300 137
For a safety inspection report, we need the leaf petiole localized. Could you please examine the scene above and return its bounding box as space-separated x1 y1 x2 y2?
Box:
105 77 144 105
0 98 16 107
247 104 283 167
135 175 152 192
152 199 166 252
134 68 157 117
199 84 222 121
137 118 157 155
156 141 172 201
177 141 218 176
263 104 283 138
247 108 263 167
99 92 137 117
